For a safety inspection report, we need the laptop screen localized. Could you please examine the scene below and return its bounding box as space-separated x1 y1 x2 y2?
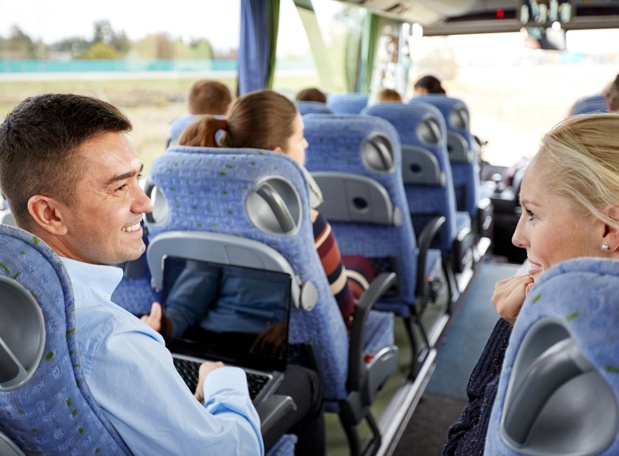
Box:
162 256 291 372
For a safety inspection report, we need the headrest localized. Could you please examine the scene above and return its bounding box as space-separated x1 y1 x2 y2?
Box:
486 257 619 455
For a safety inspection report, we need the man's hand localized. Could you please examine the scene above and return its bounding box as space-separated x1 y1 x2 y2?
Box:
194 361 226 404
140 302 163 332
491 274 535 325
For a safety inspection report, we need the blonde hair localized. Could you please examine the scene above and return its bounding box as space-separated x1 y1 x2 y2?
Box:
533 113 619 229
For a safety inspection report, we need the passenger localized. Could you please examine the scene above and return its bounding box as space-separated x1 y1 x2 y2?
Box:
443 113 619 455
605 73 619 112
0 93 262 454
295 87 327 104
375 88 403 103
178 89 375 331
413 74 446 96
167 79 233 147
187 78 233 115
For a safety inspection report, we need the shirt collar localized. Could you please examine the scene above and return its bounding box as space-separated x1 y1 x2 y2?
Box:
61 257 124 299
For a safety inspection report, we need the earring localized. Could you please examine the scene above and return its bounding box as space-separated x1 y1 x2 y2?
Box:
602 242 611 251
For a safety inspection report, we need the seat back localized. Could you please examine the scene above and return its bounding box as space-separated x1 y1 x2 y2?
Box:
569 94 609 116
327 93 369 114
111 223 162 317
486 257 619 455
0 224 131 455
303 113 423 310
296 101 333 116
167 114 199 147
410 95 480 220
144 146 353 401
362 102 459 255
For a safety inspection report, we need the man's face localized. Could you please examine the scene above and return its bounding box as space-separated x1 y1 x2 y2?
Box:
54 131 153 265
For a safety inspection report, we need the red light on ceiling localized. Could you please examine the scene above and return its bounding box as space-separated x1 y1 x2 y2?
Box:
496 8 505 19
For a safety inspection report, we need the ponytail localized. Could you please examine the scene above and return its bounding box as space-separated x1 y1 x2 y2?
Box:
178 115 227 148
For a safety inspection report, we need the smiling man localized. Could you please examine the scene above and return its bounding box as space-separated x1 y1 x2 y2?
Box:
0 94 263 454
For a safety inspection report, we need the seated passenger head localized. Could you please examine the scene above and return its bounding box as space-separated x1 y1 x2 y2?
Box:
511 113 619 281
295 87 327 104
375 88 403 103
0 93 152 265
188 79 233 115
413 75 446 96
605 73 619 112
179 89 308 166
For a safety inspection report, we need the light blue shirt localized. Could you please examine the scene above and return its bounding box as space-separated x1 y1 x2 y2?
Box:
62 257 264 455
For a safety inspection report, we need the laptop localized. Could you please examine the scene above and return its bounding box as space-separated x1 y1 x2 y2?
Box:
161 255 292 406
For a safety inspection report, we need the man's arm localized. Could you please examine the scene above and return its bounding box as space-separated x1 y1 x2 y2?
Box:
85 319 263 455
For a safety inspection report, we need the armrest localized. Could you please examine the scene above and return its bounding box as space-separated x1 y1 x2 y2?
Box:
256 394 297 435
415 215 446 301
347 272 397 391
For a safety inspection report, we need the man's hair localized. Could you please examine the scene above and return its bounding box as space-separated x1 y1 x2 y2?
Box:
295 87 327 104
0 93 131 228
188 79 233 115
607 74 619 112
376 88 403 103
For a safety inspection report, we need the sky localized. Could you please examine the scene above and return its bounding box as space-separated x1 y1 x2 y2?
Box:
0 1 266 52
1 0 617 56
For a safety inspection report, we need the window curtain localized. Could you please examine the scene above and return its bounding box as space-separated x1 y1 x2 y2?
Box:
238 0 280 95
358 12 380 93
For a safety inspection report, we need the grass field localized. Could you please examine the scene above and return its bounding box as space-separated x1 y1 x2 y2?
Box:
0 77 237 172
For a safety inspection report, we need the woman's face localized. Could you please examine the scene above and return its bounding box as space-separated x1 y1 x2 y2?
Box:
280 113 308 166
511 159 606 281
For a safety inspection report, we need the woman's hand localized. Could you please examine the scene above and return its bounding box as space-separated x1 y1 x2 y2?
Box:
491 274 535 325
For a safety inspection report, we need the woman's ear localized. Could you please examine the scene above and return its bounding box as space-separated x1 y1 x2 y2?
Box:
272 146 283 153
27 195 68 235
602 203 619 251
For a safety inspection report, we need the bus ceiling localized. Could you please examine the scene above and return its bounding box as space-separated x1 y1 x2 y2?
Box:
334 0 619 35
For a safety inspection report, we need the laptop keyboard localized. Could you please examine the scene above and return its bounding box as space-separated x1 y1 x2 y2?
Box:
173 357 270 400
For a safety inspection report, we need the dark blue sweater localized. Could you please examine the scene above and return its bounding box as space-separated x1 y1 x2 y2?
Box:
443 318 513 455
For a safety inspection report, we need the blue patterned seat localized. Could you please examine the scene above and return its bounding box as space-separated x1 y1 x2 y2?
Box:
166 114 199 148
111 224 161 317
0 224 131 455
296 101 333 115
409 95 489 236
328 93 369 114
569 94 609 116
363 102 477 278
144 146 398 455
303 113 447 378
486 257 619 455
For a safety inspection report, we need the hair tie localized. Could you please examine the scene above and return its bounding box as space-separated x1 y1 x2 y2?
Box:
220 118 228 131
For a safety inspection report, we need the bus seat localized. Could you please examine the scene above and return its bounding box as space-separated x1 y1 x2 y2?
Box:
485 257 619 456
167 114 199 148
144 146 399 455
111 221 161 317
410 95 485 231
303 113 447 379
363 102 476 277
0 431 25 456
327 93 369 114
0 209 15 226
296 101 333 115
265 433 297 456
0 224 132 455
569 94 609 116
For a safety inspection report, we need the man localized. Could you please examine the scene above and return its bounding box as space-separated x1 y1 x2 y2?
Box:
0 93 263 454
